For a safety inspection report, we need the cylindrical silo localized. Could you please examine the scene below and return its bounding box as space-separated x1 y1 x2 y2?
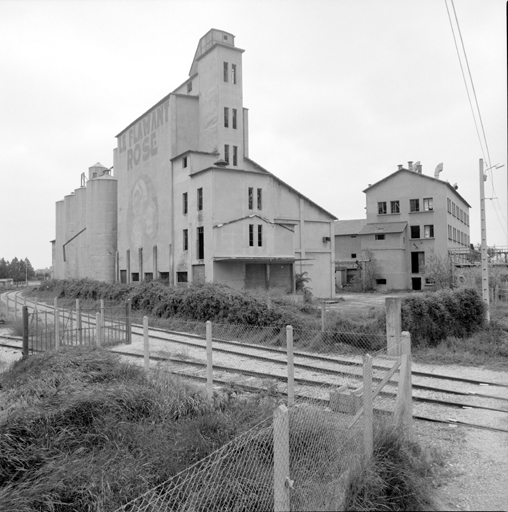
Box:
86 175 117 282
54 200 65 279
74 187 87 279
63 193 76 279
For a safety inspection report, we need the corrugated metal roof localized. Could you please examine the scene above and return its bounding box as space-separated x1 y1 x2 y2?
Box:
334 219 367 235
359 222 407 235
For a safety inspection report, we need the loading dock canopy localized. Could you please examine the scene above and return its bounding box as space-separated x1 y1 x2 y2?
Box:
213 256 296 263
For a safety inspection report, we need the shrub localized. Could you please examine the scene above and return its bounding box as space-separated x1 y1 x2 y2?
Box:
402 288 486 346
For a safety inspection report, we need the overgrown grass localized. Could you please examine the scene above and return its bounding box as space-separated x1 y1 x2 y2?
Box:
0 346 281 511
344 424 440 511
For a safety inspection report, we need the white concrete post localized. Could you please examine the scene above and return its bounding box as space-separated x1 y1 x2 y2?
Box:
6 295 9 317
286 325 295 406
100 299 105 345
34 296 38 312
95 312 101 347
143 316 150 373
363 354 373 459
14 295 18 319
385 297 402 356
273 404 290 512
394 332 413 430
206 321 213 399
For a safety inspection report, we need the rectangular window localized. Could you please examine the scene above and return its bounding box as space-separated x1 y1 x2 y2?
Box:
351 253 357 258
410 225 420 239
233 145 238 166
453 227 456 241
447 198 451 213
232 108 237 129
423 197 433 211
249 224 254 246
224 107 229 128
183 229 188 251
197 227 204 259
197 188 203 211
248 187 253 209
144 272 153 282
390 200 400 214
448 225 452 240
131 272 139 282
183 192 188 214
424 225 434 238
375 234 385 240
187 81 192 93
376 279 387 285
452 202 456 216
223 62 228 82
257 188 262 210
183 156 188 168
410 199 420 212
224 144 229 164
232 63 237 84
177 271 188 283
258 225 262 246
378 202 387 214
351 235 357 238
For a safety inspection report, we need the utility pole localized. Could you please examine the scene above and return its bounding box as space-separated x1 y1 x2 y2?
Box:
479 159 490 322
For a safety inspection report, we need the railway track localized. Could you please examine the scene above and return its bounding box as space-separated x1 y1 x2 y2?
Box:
1 291 507 434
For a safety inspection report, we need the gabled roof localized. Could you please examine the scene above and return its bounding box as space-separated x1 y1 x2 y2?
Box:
214 214 293 231
359 222 407 235
363 169 471 208
334 219 367 236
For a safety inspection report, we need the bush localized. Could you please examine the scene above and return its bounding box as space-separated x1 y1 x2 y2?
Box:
344 425 438 511
402 288 486 346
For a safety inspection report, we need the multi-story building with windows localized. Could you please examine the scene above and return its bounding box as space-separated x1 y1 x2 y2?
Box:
334 162 471 291
53 29 337 297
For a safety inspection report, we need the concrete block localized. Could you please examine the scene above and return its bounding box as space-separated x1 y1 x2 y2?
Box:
330 388 362 414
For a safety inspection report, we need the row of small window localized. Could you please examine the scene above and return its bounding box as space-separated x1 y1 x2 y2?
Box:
249 187 262 210
182 188 203 214
224 62 237 84
410 225 434 239
182 227 205 259
447 199 468 225
448 225 469 245
378 198 433 215
224 107 238 129
182 145 239 169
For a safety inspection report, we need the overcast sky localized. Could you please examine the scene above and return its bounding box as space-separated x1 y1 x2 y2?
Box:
0 0 506 270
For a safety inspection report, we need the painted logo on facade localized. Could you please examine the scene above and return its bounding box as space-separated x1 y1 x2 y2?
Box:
127 175 159 249
117 100 169 171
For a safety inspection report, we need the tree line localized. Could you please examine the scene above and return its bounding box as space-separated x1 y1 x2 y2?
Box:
0 257 36 282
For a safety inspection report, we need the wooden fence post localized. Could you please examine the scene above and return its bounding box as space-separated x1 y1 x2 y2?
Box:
76 299 82 345
95 312 101 347
206 321 213 399
22 306 29 358
125 299 132 344
286 325 295 406
394 331 413 429
143 316 150 373
363 354 373 459
55 308 60 350
385 297 402 356
273 404 290 512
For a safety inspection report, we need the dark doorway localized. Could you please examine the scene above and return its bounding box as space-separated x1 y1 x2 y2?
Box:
412 277 422 290
197 227 204 259
411 252 425 273
246 264 267 290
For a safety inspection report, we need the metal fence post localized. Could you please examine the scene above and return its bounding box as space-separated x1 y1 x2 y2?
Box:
22 306 29 357
55 308 60 350
96 312 101 347
363 354 373 459
125 299 132 344
273 404 290 512
386 297 402 356
143 316 150 373
76 299 82 345
206 321 213 399
286 325 294 406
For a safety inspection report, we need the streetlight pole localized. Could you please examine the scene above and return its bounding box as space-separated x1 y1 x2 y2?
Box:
479 159 490 322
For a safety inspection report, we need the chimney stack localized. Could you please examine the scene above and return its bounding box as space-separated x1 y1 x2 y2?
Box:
408 161 413 172
397 164 403 170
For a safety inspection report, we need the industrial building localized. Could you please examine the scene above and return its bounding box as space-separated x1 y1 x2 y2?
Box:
53 29 337 298
335 162 471 291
